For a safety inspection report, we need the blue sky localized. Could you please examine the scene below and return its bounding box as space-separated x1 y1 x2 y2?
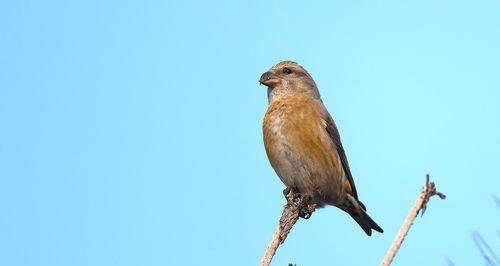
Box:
1 0 499 265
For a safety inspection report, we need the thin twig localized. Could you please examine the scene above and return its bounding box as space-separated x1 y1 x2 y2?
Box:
260 189 316 266
492 194 500 210
471 231 500 265
381 174 446 266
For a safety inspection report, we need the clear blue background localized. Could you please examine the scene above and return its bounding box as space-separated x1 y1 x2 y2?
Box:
1 0 499 265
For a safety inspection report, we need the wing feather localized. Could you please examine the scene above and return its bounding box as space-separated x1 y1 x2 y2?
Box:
321 108 359 200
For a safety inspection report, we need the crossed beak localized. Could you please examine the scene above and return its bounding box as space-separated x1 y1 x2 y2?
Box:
259 71 279 87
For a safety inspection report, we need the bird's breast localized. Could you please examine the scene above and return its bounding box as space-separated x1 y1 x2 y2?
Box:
262 96 344 203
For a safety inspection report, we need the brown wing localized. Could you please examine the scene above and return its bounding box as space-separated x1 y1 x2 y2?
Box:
323 113 359 201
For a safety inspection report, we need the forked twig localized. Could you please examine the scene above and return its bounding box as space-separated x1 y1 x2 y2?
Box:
471 231 500 265
381 174 446 266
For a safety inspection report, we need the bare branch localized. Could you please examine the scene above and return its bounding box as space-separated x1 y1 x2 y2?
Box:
381 174 446 266
260 189 316 266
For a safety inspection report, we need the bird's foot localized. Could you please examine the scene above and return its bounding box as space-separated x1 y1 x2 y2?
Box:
283 187 316 219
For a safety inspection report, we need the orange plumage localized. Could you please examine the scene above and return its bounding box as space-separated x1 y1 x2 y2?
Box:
263 95 345 206
260 61 383 235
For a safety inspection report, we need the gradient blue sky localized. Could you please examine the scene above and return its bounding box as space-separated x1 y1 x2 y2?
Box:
1 0 499 265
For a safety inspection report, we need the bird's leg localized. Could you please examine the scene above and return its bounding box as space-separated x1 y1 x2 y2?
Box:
282 186 316 219
282 186 295 198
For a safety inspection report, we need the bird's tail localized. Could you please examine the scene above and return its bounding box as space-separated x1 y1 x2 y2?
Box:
345 195 383 236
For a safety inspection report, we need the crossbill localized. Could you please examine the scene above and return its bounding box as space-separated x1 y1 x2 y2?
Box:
260 61 383 236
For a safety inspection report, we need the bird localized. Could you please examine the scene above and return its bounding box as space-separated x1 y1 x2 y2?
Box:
259 61 383 236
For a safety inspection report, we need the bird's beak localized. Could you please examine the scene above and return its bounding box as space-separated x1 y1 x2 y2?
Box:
259 71 279 87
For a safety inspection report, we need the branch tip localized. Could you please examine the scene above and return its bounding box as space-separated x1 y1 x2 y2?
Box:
381 175 446 266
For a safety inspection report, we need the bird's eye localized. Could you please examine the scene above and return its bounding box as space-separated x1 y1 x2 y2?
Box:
282 67 292 74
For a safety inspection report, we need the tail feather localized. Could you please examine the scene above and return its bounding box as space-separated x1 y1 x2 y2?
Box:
345 195 383 236
349 207 384 236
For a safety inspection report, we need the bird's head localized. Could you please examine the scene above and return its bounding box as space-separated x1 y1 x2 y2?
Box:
259 61 320 102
